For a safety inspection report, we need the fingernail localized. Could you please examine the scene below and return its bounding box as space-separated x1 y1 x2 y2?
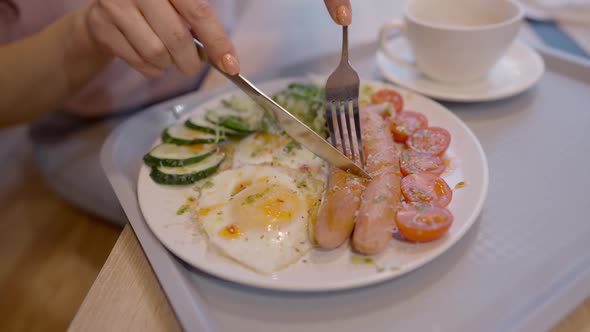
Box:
221 53 240 75
336 5 351 26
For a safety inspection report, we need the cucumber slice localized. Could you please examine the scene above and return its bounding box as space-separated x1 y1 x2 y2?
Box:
184 116 246 137
220 116 254 132
150 152 226 185
221 96 260 113
205 96 264 132
205 107 235 124
143 143 217 167
162 124 224 145
205 108 256 133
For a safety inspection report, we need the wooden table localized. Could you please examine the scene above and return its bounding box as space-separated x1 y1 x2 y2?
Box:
68 226 181 332
69 1 590 331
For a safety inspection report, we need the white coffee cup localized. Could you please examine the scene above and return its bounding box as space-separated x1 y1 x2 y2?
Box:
379 0 524 83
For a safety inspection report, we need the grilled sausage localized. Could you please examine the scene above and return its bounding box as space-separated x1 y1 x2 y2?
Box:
315 167 365 248
352 104 402 255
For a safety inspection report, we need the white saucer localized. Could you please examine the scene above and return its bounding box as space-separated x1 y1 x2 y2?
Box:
376 39 545 102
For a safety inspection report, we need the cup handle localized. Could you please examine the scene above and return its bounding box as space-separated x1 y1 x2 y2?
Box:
379 19 417 70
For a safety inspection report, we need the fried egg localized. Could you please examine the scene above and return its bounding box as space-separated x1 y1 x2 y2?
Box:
195 165 324 274
232 132 328 181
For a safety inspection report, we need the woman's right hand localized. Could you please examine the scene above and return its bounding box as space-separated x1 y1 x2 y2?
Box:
324 0 352 26
84 0 239 77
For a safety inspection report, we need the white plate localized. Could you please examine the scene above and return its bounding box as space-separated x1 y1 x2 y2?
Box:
376 39 545 102
137 77 489 292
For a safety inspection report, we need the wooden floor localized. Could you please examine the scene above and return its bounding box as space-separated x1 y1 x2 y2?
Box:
0 126 122 332
553 297 590 332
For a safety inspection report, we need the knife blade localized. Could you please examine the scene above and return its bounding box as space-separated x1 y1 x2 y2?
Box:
192 37 371 179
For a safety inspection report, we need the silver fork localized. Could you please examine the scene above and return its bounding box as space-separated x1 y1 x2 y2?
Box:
325 26 365 168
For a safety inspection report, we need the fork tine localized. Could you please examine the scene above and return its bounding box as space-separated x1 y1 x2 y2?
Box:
352 99 365 167
325 26 364 170
326 101 337 147
344 100 357 163
336 101 348 157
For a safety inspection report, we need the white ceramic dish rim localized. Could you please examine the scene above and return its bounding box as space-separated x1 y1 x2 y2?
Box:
137 77 489 292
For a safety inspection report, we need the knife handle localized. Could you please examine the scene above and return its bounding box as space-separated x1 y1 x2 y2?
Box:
192 38 211 66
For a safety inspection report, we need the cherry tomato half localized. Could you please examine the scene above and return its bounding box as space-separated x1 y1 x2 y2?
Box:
400 149 446 176
401 172 452 207
395 203 454 242
407 127 451 156
389 111 428 142
371 89 404 114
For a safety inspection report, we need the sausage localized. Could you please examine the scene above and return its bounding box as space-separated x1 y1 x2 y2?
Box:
352 172 399 254
314 167 365 248
352 104 402 255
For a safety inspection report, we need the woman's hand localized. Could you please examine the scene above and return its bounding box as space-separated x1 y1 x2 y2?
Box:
84 0 351 78
85 0 239 77
324 0 352 26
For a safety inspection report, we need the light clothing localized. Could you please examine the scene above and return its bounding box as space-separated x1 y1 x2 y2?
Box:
1 0 236 114
1 0 236 224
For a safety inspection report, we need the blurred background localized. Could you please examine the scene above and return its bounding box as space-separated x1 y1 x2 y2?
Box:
1 0 589 330
0 0 241 330
0 125 121 331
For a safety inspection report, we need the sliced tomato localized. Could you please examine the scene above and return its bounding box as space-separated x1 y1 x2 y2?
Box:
407 127 451 156
371 89 404 114
400 149 446 176
395 203 453 242
401 172 452 207
389 111 428 142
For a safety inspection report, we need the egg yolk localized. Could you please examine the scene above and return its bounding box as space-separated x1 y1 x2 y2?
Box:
219 224 242 239
230 183 302 232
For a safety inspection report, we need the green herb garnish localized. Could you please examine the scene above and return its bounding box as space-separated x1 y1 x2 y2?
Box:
351 256 375 264
176 204 190 215
243 188 270 205
351 256 386 273
372 194 389 204
284 140 301 153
